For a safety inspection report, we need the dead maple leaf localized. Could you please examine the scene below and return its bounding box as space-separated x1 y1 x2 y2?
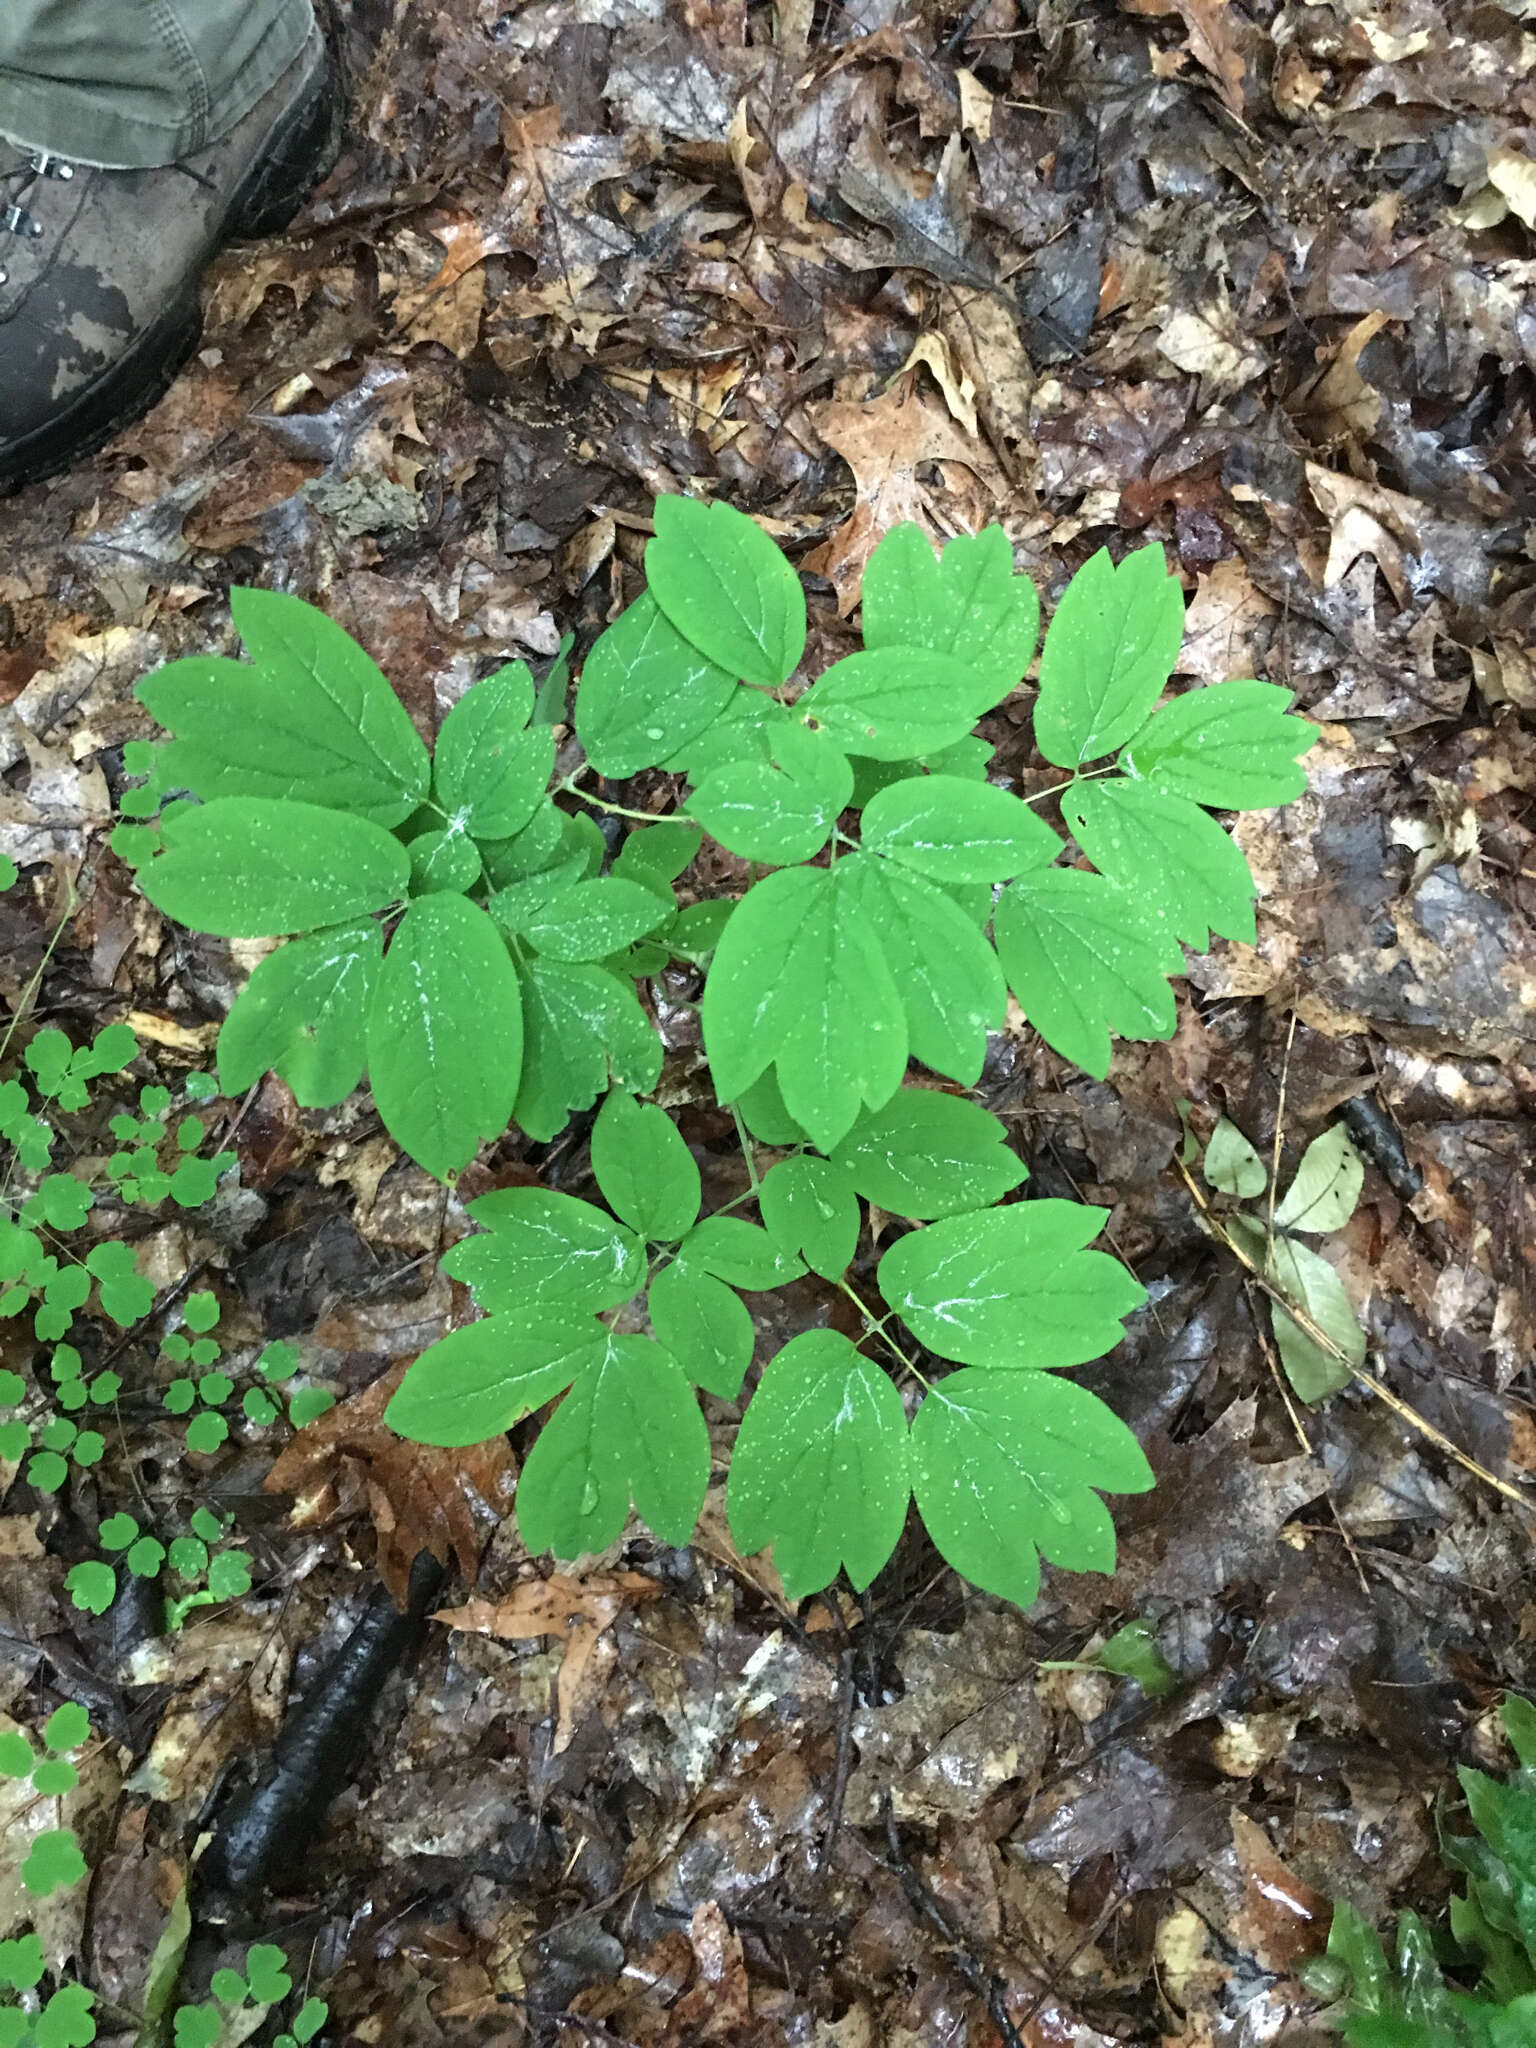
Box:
435 1570 660 1753
265 1358 516 1608
803 381 1007 613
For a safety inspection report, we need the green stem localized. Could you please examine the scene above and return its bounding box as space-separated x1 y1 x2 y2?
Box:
730 1105 760 1195
834 1277 932 1390
557 776 672 826
1025 761 1118 808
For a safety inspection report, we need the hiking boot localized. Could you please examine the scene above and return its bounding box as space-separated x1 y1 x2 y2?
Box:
0 24 339 494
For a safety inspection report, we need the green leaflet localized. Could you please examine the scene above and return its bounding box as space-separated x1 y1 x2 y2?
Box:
575 592 737 775
217 921 380 1106
515 1333 710 1555
662 685 792 781
519 877 672 961
433 665 553 839
758 1154 860 1280
727 1330 910 1599
1034 544 1185 769
1229 1214 1361 1404
407 827 482 895
647 1259 754 1397
385 1313 603 1447
910 1370 1153 1607
687 722 853 864
838 852 1005 1087
141 796 409 938
513 957 661 1141
138 587 430 827
1203 1116 1267 1198
733 1067 812 1146
798 647 1001 761
612 820 703 900
448 1188 644 1315
677 1215 804 1290
993 865 1182 1078
646 495 807 687
701 864 907 1153
479 798 567 889
878 1199 1144 1368
590 1090 701 1242
861 523 1039 690
1062 777 1257 948
831 1088 1025 1219
1273 1125 1364 1234
861 773 1060 883
366 893 523 1179
1124 679 1314 809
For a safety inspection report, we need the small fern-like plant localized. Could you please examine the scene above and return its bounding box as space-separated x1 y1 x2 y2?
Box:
1306 1693 1536 2046
118 499 1314 1607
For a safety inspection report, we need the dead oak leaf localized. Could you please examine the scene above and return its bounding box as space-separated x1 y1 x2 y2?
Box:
265 1358 515 1608
803 382 1008 613
435 1570 660 1754
1123 0 1247 116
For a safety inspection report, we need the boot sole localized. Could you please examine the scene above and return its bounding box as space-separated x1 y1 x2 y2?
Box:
0 49 341 496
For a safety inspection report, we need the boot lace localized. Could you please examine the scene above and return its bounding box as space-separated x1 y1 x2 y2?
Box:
0 149 76 288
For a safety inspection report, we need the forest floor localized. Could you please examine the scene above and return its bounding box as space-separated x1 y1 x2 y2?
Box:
0 0 1533 2042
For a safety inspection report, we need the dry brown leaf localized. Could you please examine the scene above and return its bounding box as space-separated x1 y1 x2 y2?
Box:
1178 558 1277 678
435 1570 660 1753
803 382 1007 612
1124 0 1246 115
265 1358 516 1607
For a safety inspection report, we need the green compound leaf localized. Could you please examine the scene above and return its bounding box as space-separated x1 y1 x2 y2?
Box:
798 647 1000 761
433 663 552 839
207 1551 252 1600
0 1931 43 1989
513 958 662 1142
860 773 1059 884
590 1090 701 1243
366 893 522 1180
1062 778 1257 949
217 922 381 1106
35 1981 95 2048
31 1174 92 1231
687 722 853 865
516 1334 709 1556
22 1828 87 1898
910 1370 1153 1607
174 2003 221 2048
861 523 1039 691
1034 544 1185 769
448 1189 644 1316
141 797 408 939
575 592 738 776
1124 678 1314 809
831 1088 1025 1220
993 865 1182 1079
838 852 1005 1087
701 864 906 1154
677 1216 804 1290
646 1259 754 1399
646 495 807 688
138 586 430 827
244 1944 292 2004
758 1154 860 1281
1273 1124 1364 1235
879 1200 1144 1368
29 1759 78 1797
727 1330 910 1600
519 877 671 962
407 827 482 896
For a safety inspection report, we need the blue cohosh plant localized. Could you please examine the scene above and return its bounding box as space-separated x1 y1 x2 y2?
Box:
119 497 1314 1608
1306 1693 1536 2047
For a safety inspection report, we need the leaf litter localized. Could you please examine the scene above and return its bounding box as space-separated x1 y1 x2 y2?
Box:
0 0 1534 2038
